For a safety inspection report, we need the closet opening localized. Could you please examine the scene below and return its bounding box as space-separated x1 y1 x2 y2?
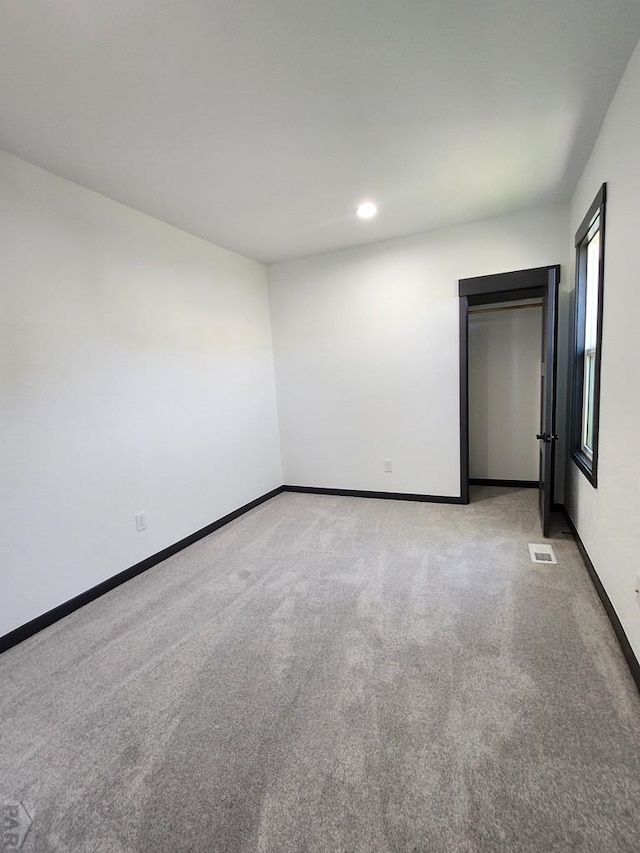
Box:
458 266 560 536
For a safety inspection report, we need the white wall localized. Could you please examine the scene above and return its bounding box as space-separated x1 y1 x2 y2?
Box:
269 204 568 497
0 151 282 637
566 37 640 661
469 306 542 481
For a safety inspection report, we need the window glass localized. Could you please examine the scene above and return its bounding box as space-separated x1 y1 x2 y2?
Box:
571 185 605 487
584 224 600 352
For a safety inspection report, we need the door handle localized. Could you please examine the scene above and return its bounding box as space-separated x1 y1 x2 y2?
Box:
536 433 559 442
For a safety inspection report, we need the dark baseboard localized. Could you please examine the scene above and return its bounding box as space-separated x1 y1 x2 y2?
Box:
0 486 284 655
469 478 538 489
283 485 465 504
14 481 636 702
559 504 640 694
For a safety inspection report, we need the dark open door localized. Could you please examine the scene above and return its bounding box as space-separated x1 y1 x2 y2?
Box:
537 268 559 537
459 265 561 535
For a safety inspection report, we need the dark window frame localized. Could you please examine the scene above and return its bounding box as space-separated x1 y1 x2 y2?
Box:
571 183 606 487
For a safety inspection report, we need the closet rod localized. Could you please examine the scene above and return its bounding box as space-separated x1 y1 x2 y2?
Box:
469 301 543 316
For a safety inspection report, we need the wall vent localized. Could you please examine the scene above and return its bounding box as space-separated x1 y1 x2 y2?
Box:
528 543 557 564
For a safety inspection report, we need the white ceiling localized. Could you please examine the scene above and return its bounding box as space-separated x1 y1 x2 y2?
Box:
1 1 640 263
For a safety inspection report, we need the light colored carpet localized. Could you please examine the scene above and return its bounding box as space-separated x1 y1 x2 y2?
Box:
1 487 639 852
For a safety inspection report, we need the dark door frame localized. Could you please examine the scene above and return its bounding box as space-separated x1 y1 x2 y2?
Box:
458 265 561 507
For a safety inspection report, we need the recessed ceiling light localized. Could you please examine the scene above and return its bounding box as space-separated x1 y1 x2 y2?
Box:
356 201 378 219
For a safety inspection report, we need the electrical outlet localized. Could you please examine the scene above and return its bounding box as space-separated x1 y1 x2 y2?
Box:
135 512 147 532
384 459 393 473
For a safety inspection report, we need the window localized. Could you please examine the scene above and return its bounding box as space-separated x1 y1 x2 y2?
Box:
571 183 606 486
